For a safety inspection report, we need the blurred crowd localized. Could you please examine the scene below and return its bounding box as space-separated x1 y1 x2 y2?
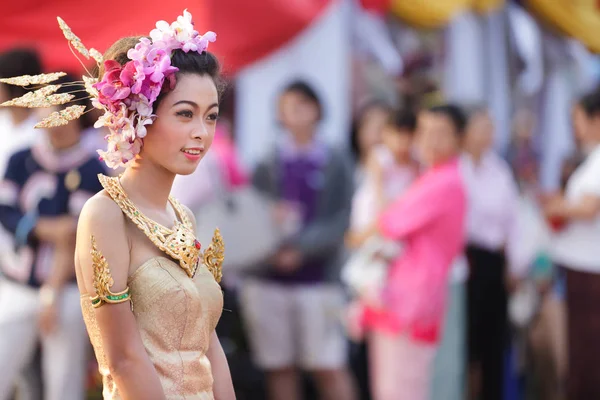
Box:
1 37 600 400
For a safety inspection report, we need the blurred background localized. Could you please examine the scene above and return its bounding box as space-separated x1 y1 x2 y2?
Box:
1 0 600 399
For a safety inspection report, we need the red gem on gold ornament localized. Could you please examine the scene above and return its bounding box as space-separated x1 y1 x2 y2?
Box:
194 240 201 250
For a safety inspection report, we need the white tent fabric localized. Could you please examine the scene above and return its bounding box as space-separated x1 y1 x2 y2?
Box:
235 1 352 168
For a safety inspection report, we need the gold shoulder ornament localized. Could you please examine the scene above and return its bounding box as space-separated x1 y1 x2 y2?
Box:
203 228 224 284
90 235 132 309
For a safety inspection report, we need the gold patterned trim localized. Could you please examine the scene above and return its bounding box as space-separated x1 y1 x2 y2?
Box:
89 235 131 309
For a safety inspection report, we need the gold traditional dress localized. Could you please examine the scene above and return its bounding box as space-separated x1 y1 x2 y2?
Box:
80 175 224 400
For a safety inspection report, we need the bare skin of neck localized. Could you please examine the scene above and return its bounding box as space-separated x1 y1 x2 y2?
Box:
290 126 316 148
466 148 484 165
119 156 175 213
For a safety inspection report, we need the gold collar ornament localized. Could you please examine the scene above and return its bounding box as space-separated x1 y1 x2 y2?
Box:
98 174 224 282
99 174 200 278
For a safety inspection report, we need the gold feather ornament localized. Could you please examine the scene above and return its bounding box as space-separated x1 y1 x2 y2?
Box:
34 105 86 128
0 72 66 86
57 17 90 59
0 85 74 108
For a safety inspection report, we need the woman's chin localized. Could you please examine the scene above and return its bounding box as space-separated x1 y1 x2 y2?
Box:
173 162 201 176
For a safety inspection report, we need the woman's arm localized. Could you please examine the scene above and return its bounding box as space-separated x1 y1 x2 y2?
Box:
545 194 600 221
346 153 386 250
378 178 446 240
207 331 235 400
76 195 165 400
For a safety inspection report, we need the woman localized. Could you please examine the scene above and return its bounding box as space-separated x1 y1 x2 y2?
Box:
460 109 524 400
346 109 418 250
345 109 417 400
349 104 467 400
0 11 235 399
545 90 600 399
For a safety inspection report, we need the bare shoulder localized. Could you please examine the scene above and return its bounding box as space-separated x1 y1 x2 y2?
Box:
76 191 130 294
79 191 126 227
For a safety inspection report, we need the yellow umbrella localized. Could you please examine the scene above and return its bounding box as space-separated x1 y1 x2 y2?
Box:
390 0 505 29
473 0 505 14
526 0 600 53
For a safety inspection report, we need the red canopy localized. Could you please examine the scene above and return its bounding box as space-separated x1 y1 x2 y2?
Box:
0 0 331 76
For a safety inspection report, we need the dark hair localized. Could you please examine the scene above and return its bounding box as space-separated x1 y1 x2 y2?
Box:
349 99 391 160
0 48 43 98
98 36 223 113
578 89 600 118
428 104 467 137
388 109 417 134
281 80 323 120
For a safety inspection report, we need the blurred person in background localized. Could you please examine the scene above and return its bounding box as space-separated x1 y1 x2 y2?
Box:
242 80 356 400
0 48 47 400
507 109 539 194
544 89 600 399
0 75 105 400
527 150 581 400
0 49 41 176
346 108 418 250
349 100 391 185
348 104 467 400
460 108 525 400
345 108 417 400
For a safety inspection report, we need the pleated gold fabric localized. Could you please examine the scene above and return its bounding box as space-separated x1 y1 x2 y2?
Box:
81 257 223 399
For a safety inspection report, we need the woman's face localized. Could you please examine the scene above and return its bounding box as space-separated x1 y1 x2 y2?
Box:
415 111 460 166
464 112 493 156
141 73 219 176
358 106 388 155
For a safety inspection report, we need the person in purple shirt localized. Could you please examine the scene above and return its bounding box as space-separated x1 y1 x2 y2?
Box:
242 81 356 400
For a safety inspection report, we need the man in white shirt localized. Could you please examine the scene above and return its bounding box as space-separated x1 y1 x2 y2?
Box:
0 48 43 400
459 109 525 400
545 90 600 399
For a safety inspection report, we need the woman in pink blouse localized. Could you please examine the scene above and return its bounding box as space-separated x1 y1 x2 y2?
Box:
350 105 468 400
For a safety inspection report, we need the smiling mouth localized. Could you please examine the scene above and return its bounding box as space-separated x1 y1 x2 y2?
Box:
182 148 203 155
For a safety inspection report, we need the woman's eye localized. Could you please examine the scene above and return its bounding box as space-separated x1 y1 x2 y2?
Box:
207 113 220 122
176 110 193 118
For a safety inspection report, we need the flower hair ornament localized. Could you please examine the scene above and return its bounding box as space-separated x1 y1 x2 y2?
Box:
0 10 216 169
